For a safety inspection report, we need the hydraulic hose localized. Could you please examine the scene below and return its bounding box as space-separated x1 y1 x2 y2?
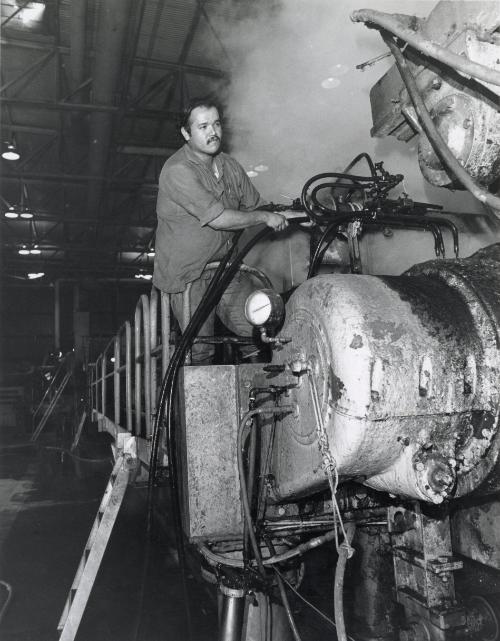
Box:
384 35 500 214
333 522 356 641
264 537 303 641
341 152 376 177
237 406 295 575
351 8 500 87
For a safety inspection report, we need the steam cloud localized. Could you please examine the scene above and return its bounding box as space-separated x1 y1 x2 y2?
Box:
213 0 483 214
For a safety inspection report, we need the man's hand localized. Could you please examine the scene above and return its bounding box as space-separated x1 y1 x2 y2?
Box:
259 211 289 232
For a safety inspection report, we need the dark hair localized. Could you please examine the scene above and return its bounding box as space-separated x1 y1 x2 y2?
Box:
180 97 222 134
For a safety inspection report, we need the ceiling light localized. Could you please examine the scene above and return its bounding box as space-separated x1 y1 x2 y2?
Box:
246 170 258 178
5 207 19 219
135 273 152 280
2 142 20 161
20 210 34 219
321 77 341 89
20 2 45 25
30 245 41 255
329 63 348 77
27 272 45 280
18 246 30 255
255 164 269 173
147 249 155 257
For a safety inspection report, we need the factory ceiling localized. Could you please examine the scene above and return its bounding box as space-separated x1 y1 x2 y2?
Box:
0 0 231 282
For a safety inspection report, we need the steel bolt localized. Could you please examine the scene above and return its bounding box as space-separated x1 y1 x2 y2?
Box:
463 117 472 129
432 78 442 90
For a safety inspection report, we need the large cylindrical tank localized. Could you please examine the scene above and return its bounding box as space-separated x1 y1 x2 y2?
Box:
270 244 500 504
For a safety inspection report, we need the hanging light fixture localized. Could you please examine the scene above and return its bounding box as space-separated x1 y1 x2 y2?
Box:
147 248 155 257
18 245 30 255
2 141 20 161
30 244 41 255
5 207 19 219
27 272 45 279
20 210 34 219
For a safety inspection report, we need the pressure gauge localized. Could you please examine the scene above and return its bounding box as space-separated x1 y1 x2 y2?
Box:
244 288 284 328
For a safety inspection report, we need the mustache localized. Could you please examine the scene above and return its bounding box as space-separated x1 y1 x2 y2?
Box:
207 136 220 143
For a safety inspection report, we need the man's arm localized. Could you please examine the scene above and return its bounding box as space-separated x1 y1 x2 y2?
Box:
208 208 288 232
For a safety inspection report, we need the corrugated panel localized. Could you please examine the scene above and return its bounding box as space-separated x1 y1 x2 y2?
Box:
184 0 233 69
136 0 197 61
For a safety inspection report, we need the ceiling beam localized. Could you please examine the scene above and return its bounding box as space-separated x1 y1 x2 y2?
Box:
0 37 227 78
116 145 177 156
0 214 154 227
1 123 58 135
1 172 157 187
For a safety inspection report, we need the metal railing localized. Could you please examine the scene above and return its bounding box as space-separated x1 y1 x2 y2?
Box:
88 264 271 457
89 287 171 444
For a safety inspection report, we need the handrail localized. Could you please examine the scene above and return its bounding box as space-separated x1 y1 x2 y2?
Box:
88 263 265 452
33 351 74 425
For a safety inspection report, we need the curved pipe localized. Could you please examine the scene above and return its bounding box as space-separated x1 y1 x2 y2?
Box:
334 522 356 641
384 36 500 214
351 8 500 87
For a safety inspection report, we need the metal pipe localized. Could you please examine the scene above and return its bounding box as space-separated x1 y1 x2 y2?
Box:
218 589 246 641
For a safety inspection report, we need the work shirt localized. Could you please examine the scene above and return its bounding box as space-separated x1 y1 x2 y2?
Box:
153 144 265 293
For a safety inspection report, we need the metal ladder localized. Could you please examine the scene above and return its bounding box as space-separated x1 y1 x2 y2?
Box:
57 446 136 641
32 353 74 442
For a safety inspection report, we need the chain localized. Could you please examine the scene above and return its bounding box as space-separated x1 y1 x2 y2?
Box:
307 368 337 479
307 367 354 558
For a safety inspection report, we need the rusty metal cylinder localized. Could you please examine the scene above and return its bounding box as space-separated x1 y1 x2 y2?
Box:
271 244 500 504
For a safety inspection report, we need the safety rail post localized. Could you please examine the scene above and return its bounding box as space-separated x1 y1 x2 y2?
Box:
113 335 120 428
101 350 106 424
160 291 170 377
134 295 151 437
87 289 173 441
150 289 158 438
125 322 132 434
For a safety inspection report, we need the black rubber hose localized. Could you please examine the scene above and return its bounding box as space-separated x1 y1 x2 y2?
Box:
264 538 303 641
308 214 372 278
383 35 500 214
341 152 376 177
301 173 378 225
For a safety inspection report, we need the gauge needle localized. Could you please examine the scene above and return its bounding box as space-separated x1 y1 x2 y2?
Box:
252 302 271 312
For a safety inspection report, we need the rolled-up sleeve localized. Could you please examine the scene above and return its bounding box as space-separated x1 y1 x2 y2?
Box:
163 164 225 225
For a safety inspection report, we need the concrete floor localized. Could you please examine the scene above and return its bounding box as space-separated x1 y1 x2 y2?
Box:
0 420 218 641
0 417 341 641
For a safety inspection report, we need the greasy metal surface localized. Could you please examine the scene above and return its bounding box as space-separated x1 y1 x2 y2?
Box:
389 503 465 641
349 525 397 639
452 499 500 570
179 364 261 541
268 243 500 504
369 3 500 188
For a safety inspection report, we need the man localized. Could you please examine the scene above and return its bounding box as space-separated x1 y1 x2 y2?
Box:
153 97 288 362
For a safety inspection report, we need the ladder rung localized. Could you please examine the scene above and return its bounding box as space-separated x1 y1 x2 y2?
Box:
57 456 129 640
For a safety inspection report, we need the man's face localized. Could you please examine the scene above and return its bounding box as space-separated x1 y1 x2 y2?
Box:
182 106 222 156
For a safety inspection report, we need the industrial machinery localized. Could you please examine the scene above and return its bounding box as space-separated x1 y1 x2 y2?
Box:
82 3 500 641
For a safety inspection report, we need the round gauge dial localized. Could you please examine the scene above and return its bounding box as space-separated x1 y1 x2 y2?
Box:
244 288 284 327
